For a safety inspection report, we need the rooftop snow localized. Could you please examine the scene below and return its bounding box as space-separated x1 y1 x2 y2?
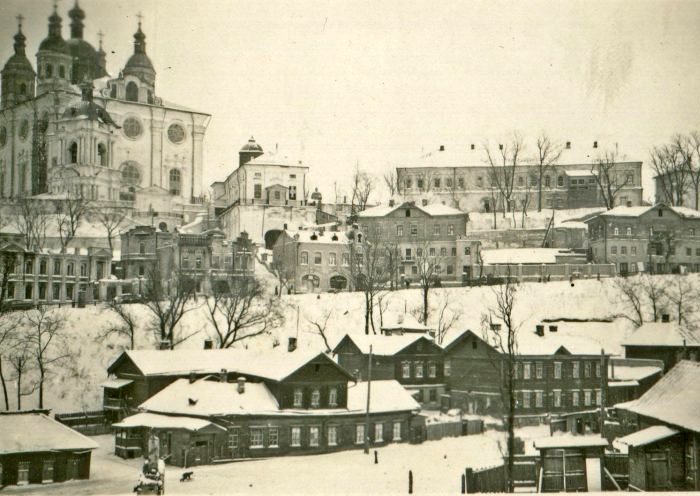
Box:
381 312 430 332
347 380 421 414
622 322 700 348
617 361 700 433
358 202 464 218
608 364 663 382
616 425 679 447
480 248 580 265
244 152 307 168
100 378 133 389
591 204 700 220
283 229 354 245
335 334 431 356
513 319 621 356
0 412 98 455
534 434 608 450
114 412 226 432
565 170 596 177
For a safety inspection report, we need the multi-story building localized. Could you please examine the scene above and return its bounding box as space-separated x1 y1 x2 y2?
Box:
271 225 362 293
120 226 254 296
654 170 700 210
357 200 468 284
585 203 700 274
0 4 210 225
211 138 317 246
333 333 445 407
395 143 643 212
0 239 111 306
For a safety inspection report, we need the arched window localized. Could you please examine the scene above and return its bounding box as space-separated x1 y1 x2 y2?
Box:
46 64 53 78
110 85 117 98
300 252 309 265
121 162 141 185
557 175 564 187
169 169 181 196
125 81 138 102
97 143 107 166
68 142 78 163
147 90 153 104
59 65 65 79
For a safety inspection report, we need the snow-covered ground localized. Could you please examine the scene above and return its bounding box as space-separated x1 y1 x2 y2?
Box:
2 425 551 495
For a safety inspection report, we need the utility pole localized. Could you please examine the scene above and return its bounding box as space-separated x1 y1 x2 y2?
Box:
364 344 372 454
599 348 605 437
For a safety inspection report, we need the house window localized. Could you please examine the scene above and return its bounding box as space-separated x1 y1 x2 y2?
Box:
440 247 447 257
417 178 424 189
464 247 471 255
451 247 457 256
66 284 73 300
523 362 531 379
182 256 189 269
626 227 632 236
314 252 322 265
477 177 483 188
458 177 464 189
428 362 437 378
434 178 441 188
557 176 564 187
356 424 365 444
52 284 60 300
228 429 239 449
595 389 602 406
544 176 551 187
17 461 29 485
448 224 454 236
39 259 47 274
632 246 637 255
250 427 263 448
687 248 693 257
433 224 440 236
584 362 592 378
522 391 531 408
53 260 61 275
25 259 33 274
614 227 619 236
414 362 424 378
572 391 580 407
274 190 281 200
311 388 321 407
621 246 627 255
309 426 320 447
402 362 411 378
572 361 580 378
25 284 33 300
38 283 46 300
300 252 309 265
554 362 562 379
169 169 181 196
268 427 279 448
429 247 436 257
80 263 88 277
405 179 413 189
328 425 338 446
611 246 617 255
342 253 350 266
289 186 297 200
535 391 544 408
254 184 262 199
329 253 336 266
595 362 601 378
293 388 303 407
42 459 55 483
291 427 301 447
553 390 562 408
329 387 338 407
584 390 592 406
393 421 402 441
374 423 384 443
397 225 404 237
410 224 417 236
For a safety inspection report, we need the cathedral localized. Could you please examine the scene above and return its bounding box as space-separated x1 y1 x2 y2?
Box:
0 2 210 226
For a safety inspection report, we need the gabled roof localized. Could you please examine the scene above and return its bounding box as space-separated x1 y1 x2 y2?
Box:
442 329 496 354
358 201 465 219
333 334 435 356
0 412 98 455
108 348 353 382
616 425 679 448
617 361 700 433
622 322 700 348
114 412 226 432
347 380 421 413
585 203 700 222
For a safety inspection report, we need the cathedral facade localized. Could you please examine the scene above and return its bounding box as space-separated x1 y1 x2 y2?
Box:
0 3 210 225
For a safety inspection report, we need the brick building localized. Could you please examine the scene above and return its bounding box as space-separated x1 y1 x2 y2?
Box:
585 204 700 274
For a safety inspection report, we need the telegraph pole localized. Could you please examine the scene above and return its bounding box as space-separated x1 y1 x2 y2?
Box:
599 348 606 437
364 345 372 454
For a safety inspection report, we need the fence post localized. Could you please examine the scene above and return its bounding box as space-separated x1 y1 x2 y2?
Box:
461 474 466 494
465 468 473 493
408 470 413 494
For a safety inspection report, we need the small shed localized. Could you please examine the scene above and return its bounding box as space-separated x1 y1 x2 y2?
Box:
617 425 682 491
533 435 608 492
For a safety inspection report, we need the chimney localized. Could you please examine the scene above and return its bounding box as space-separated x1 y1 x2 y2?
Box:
439 145 445 152
283 223 288 230
189 372 197 384
661 314 670 323
498 144 503 150
565 141 571 149
422 199 428 206
203 339 213 350
593 141 598 149
237 377 246 394
288 337 297 352
536 325 545 336
548 325 558 333
220 368 228 383
470 144 475 150
389 199 395 207
343 195 347 203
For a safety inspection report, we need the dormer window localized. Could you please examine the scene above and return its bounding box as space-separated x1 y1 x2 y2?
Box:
405 209 411 217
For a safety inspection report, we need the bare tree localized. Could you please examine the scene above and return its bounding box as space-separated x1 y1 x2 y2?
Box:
484 133 524 217
431 291 462 345
374 291 392 329
307 309 333 353
93 206 130 256
14 198 47 251
687 131 700 209
591 150 630 210
54 191 90 254
666 277 698 326
382 169 399 198
649 140 689 206
99 300 139 349
534 133 563 211
481 274 520 493
350 164 374 217
639 274 668 322
23 305 70 409
350 241 389 334
614 277 644 327
414 242 443 324
7 336 35 410
204 277 281 348
0 251 18 409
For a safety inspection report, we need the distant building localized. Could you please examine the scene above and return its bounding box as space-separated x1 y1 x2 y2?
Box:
622 318 700 372
380 313 431 336
0 410 98 487
357 200 468 284
333 333 444 407
615 361 700 491
395 143 643 212
271 226 362 293
109 347 421 464
586 204 700 274
654 170 700 210
607 358 664 406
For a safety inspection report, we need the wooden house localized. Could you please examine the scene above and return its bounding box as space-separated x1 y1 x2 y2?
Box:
607 358 664 406
616 360 700 491
0 411 98 487
622 319 700 372
333 333 444 407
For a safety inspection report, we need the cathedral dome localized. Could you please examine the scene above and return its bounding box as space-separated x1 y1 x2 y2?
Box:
241 137 263 152
2 29 34 74
38 8 69 54
123 22 155 84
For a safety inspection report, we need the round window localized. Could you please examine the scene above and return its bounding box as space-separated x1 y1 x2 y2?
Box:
0 126 6 148
19 120 29 141
168 123 185 144
123 117 142 139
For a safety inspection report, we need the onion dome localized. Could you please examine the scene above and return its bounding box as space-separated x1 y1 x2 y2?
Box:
38 4 69 54
65 1 106 82
241 136 263 152
3 19 35 75
123 20 155 84
68 0 86 39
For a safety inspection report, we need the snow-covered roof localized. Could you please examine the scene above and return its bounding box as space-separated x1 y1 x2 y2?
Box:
283 229 354 245
109 348 352 382
114 412 226 432
617 361 700 433
0 412 98 455
511 319 623 356
480 248 581 265
335 334 433 356
608 362 663 382
616 425 679 448
140 379 281 417
608 380 639 388
358 202 465 219
244 152 307 168
381 312 430 332
347 380 421 414
534 434 608 450
591 204 700 220
100 378 133 389
622 322 700 348
565 170 596 177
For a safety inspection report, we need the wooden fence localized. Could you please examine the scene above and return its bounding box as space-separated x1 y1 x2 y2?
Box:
55 410 111 436
424 419 484 441
604 453 629 490
465 455 539 493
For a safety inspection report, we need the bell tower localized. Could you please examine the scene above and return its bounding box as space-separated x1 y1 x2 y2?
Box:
1 15 36 109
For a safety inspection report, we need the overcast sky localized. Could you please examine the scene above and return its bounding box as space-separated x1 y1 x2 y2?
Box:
2 0 700 202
